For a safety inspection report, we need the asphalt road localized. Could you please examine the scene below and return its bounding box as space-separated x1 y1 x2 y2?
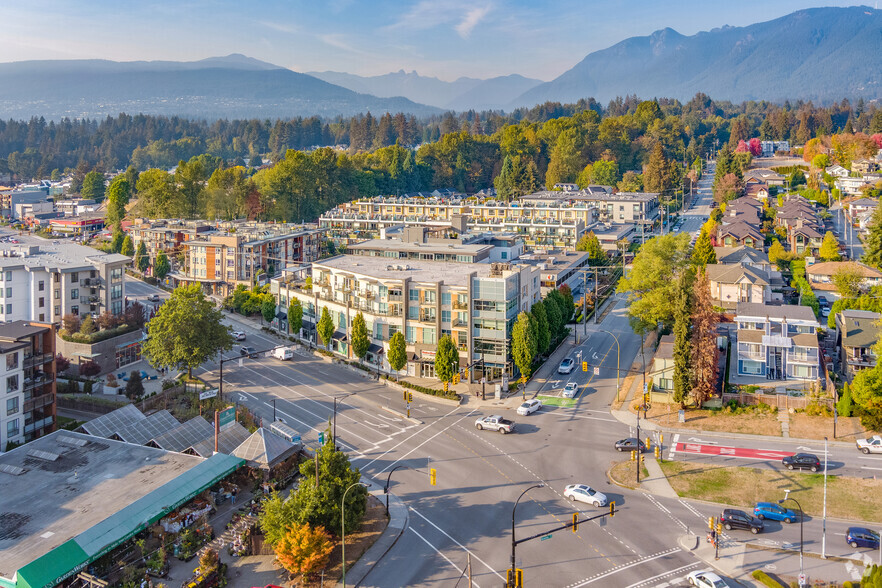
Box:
830 203 864 261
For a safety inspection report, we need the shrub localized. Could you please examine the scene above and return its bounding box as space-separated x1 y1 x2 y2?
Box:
751 569 785 588
83 380 93 395
79 360 101 377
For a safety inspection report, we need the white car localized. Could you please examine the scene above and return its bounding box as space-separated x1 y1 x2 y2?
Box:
517 399 542 416
563 484 607 507
232 331 246 341
562 382 579 398
686 570 730 588
271 347 293 360
857 435 882 454
558 358 575 374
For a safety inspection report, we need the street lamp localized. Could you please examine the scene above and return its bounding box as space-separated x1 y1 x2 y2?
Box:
384 465 409 516
594 329 621 402
342 481 370 588
779 491 804 587
510 483 544 587
822 437 828 559
333 393 353 452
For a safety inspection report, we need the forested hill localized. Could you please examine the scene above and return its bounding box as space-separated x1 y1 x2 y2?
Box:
515 6 882 107
0 55 440 121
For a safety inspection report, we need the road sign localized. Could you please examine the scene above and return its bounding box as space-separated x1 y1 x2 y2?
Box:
540 534 553 541
218 406 235 427
199 388 218 400
643 383 648 393
593 366 600 375
798 574 806 586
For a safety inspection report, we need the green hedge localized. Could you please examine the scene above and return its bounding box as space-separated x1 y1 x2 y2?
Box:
59 323 141 344
382 375 460 401
751 569 785 588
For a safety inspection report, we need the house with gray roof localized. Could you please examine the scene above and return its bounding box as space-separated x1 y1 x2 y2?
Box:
735 302 820 382
714 246 772 272
717 221 763 249
706 264 778 309
835 309 881 380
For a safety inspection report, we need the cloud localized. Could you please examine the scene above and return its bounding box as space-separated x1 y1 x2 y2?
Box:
455 5 491 38
386 0 493 38
257 20 300 35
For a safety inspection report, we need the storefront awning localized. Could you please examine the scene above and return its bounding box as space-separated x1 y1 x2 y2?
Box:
368 343 383 355
332 331 348 342
275 311 287 321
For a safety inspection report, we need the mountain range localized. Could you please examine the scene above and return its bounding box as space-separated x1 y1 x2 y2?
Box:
307 70 542 111
0 6 880 121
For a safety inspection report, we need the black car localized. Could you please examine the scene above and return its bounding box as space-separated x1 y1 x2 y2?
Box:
782 453 821 472
239 346 258 358
615 438 646 452
721 509 764 534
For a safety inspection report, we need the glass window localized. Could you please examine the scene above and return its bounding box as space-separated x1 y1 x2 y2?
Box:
39 297 44 308
405 326 416 343
425 290 436 303
409 288 419 301
442 310 451 323
71 288 79 300
6 353 17 370
337 312 345 328
54 288 60 300
71 272 78 282
408 306 418 319
441 292 451 305
5 304 10 315
6 396 18 416
5 287 10 298
38 281 44 291
423 328 436 345
4 271 10 281
7 374 19 393
7 419 19 438
71 305 78 315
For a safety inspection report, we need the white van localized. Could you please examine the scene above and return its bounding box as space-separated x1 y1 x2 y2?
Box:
271 347 293 360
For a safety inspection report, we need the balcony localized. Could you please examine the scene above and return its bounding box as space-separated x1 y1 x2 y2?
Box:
388 293 403 302
25 374 54 392
24 392 54 413
24 353 53 368
738 351 765 361
453 300 468 310
788 352 817 364
418 312 436 323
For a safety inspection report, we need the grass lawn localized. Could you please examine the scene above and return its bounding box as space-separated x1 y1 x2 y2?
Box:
636 404 782 437
788 413 873 441
56 416 85 430
537 395 576 408
609 460 650 489
659 460 882 523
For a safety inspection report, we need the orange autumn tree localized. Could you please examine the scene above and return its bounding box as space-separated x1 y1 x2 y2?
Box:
274 522 334 580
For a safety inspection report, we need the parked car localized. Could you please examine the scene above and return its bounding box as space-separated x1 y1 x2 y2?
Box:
686 570 730 588
239 346 258 358
846 527 880 549
232 331 247 341
562 382 579 398
563 484 607 507
615 438 646 452
857 435 882 454
475 415 514 434
782 453 821 472
147 293 161 302
558 358 575 374
517 399 542 416
721 508 764 534
271 347 293 360
754 502 798 523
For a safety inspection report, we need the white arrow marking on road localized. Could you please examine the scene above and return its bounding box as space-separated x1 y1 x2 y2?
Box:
592 352 598 359
861 466 882 471
238 393 247 403
796 446 825 452
764 564 777 571
687 437 718 445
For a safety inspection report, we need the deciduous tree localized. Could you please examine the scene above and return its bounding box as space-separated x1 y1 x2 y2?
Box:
387 331 407 374
351 312 370 361
274 523 334 580
832 265 864 298
154 251 170 280
434 335 459 382
141 284 233 377
511 311 538 378
819 231 841 261
135 241 149 273
288 298 303 335
531 300 550 355
317 307 334 349
576 231 607 261
261 298 277 323
125 371 144 400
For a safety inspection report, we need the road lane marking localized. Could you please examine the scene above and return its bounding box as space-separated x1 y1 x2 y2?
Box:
565 548 681 587
410 508 505 581
625 562 701 588
406 527 481 588
668 434 679 460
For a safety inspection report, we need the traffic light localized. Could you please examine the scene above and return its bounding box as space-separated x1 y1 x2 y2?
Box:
572 512 579 533
708 517 715 530
645 438 651 450
609 501 615 517
654 446 660 459
716 522 723 535
453 373 460 385
643 392 650 405
507 569 523 588
403 390 408 402
630 450 636 461
408 392 413 403
429 468 437 486
463 368 469 379
444 381 449 393
582 361 588 372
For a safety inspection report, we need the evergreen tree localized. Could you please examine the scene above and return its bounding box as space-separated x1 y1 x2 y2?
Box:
120 235 134 257
110 229 124 253
692 228 716 267
672 272 694 407
135 241 149 273
434 335 460 382
836 382 853 417
768 240 787 270
531 300 550 355
288 298 303 335
643 143 672 195
690 271 719 407
154 251 170 280
350 312 370 362
863 205 882 269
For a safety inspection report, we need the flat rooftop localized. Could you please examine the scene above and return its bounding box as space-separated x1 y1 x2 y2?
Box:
0 430 203 578
0 230 129 270
315 254 509 285
346 238 492 255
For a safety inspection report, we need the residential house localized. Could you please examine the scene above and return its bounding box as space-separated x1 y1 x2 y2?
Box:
835 309 880 380
853 159 879 174
744 168 785 186
849 198 878 217
745 183 770 202
717 221 763 248
760 141 790 157
706 264 776 309
735 302 821 381
714 246 773 273
836 175 875 196
787 221 825 256
825 165 850 178
806 261 882 297
650 334 675 393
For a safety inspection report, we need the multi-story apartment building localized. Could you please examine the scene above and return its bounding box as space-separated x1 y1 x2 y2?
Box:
273 255 541 380
319 195 598 251
735 303 821 382
0 233 129 323
175 223 323 296
128 218 216 264
0 321 56 450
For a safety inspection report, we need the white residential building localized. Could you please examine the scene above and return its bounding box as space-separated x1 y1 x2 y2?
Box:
735 303 821 382
0 231 130 323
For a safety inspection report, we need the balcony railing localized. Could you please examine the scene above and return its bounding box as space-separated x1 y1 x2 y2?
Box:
788 353 817 364
23 353 53 368
388 293 403 302
25 374 54 391
738 351 765 361
453 301 468 310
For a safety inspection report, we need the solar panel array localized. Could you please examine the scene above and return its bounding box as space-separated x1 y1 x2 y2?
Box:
149 417 214 452
189 421 250 457
0 463 25 476
114 410 180 445
27 449 60 462
57 435 88 447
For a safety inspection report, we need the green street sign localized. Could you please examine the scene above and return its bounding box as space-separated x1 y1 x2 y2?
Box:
540 534 553 541
218 406 235 428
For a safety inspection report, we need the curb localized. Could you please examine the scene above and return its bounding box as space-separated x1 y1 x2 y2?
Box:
336 476 409 588
605 462 639 491
744 541 865 565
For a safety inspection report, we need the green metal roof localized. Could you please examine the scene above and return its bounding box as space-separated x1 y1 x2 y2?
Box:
15 453 244 588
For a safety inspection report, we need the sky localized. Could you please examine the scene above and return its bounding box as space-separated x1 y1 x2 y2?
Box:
0 0 867 81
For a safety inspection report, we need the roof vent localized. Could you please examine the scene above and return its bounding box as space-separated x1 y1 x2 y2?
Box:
27 449 60 462
0 464 25 476
58 436 88 447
